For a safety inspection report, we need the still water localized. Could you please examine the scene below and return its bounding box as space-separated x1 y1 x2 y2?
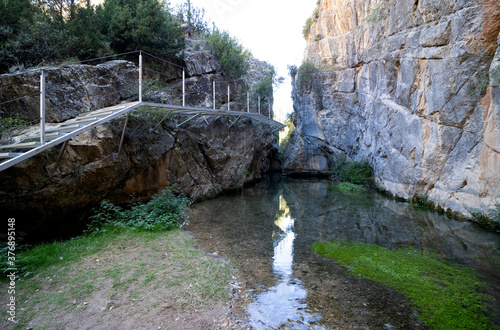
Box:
188 177 500 329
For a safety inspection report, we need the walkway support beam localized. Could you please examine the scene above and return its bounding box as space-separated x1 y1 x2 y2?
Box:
117 115 129 156
139 52 143 103
182 70 186 107
40 70 46 145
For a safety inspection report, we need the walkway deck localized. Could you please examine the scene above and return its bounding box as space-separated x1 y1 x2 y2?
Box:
0 102 285 172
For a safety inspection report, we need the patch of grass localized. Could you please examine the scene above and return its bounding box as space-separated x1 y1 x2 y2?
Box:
1 231 117 279
329 182 367 193
1 229 232 329
313 240 495 329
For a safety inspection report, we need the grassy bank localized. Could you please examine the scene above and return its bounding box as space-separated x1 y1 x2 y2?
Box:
313 241 495 329
1 228 232 329
1 188 234 329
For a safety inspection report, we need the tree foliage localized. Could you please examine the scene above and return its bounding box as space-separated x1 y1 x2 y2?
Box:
0 0 185 73
252 65 284 102
175 0 210 36
296 61 318 92
207 28 250 79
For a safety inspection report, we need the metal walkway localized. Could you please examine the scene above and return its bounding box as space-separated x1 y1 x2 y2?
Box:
0 50 286 172
0 101 285 172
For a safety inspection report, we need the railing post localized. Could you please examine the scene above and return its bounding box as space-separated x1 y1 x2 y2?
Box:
40 70 45 145
213 80 216 110
182 69 186 107
258 96 261 114
139 51 143 103
247 92 249 112
227 85 230 111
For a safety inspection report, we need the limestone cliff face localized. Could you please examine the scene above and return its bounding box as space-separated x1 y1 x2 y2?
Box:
285 0 500 216
0 51 278 241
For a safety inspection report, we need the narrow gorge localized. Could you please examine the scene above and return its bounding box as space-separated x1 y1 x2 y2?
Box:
284 0 500 217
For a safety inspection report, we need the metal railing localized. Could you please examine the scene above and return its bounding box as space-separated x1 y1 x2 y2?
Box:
0 50 285 172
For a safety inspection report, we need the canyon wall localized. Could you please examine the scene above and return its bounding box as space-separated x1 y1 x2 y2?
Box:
285 0 500 216
0 47 278 241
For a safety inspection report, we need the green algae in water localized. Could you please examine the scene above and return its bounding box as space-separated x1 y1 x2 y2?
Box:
328 182 367 193
312 241 495 329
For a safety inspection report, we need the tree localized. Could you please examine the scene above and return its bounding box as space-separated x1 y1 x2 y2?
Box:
66 1 107 59
207 28 249 78
253 65 283 103
101 0 184 58
175 0 209 36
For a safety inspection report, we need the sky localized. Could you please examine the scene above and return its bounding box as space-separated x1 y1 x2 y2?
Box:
168 0 318 122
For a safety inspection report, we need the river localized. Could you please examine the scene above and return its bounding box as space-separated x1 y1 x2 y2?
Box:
188 176 500 329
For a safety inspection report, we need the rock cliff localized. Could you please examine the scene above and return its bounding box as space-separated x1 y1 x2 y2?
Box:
0 48 278 241
285 0 500 216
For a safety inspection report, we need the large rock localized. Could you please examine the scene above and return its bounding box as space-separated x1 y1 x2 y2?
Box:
286 0 500 216
0 61 137 123
0 115 278 241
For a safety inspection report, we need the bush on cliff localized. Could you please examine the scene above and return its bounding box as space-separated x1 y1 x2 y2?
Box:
296 61 318 92
333 156 374 185
207 28 250 79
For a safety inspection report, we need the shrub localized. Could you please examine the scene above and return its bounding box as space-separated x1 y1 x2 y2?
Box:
333 157 373 185
296 61 318 92
175 0 210 36
279 114 296 148
207 28 250 78
471 203 500 232
303 17 314 39
88 187 192 232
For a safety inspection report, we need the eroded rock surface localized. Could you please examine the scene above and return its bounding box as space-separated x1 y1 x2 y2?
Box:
285 0 500 216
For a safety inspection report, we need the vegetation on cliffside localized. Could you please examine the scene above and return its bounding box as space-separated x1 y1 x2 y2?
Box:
0 0 185 72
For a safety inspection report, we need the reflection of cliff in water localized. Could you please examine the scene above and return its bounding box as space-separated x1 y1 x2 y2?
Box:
284 179 500 320
188 177 500 327
285 180 499 269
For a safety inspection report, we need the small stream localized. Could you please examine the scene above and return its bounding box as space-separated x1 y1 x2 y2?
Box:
188 177 500 329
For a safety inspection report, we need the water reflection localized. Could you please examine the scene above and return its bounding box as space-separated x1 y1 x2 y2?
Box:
188 178 500 328
247 195 320 329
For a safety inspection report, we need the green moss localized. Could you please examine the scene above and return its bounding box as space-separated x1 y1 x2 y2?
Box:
329 182 367 193
313 241 495 329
